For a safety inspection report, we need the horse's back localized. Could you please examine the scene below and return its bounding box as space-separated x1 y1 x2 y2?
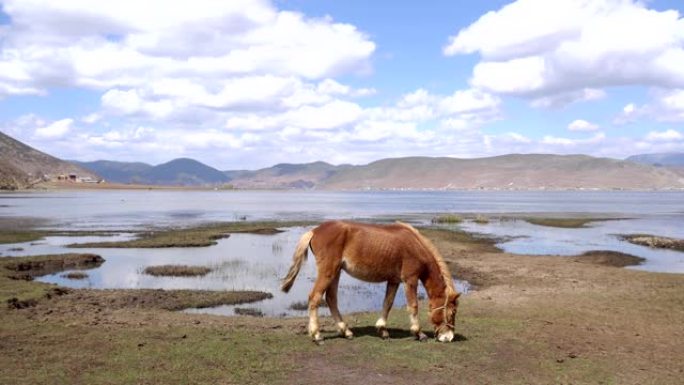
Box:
311 221 419 282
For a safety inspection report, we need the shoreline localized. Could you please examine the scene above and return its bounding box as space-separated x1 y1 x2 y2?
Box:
4 181 684 192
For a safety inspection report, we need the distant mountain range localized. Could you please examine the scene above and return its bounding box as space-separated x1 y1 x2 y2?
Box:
626 152 684 167
71 158 230 186
0 131 97 189
2 131 683 190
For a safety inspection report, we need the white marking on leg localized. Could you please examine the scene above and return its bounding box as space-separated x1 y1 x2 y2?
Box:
409 313 420 334
375 318 387 329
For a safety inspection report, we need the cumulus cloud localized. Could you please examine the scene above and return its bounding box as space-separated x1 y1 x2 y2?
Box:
645 129 683 142
444 0 684 105
0 0 375 101
567 119 599 132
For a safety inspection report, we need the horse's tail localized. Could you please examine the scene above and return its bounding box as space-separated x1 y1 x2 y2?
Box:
281 230 314 293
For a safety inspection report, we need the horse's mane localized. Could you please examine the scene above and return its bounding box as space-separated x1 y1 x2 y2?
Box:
396 222 456 295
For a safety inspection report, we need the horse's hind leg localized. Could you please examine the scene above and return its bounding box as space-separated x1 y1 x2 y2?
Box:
308 266 337 344
325 270 353 339
375 281 399 339
404 278 428 341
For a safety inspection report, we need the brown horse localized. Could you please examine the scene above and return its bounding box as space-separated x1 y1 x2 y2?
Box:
281 220 460 343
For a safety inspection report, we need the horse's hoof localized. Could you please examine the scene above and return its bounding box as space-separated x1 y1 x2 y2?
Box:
380 329 390 340
313 338 324 346
417 332 428 342
344 329 354 339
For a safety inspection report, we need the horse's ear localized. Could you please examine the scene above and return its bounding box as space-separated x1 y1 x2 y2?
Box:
449 292 461 302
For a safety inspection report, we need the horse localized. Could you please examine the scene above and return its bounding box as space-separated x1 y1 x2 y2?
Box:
281 220 460 343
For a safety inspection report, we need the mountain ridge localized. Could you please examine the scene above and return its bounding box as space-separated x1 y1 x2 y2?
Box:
0 131 98 189
3 131 683 190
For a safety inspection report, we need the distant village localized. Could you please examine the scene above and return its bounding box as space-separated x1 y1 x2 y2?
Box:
54 173 103 184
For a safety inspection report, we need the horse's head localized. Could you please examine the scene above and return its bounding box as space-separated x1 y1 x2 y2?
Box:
430 291 460 342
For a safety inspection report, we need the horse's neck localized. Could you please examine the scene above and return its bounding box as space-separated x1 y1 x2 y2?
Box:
420 262 447 300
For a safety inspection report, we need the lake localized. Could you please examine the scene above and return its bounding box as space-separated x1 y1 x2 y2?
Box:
1 190 683 316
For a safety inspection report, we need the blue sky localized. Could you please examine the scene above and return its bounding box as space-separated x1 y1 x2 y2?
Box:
1 0 683 169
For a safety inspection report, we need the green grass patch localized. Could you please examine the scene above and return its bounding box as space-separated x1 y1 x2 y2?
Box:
431 214 463 224
143 265 212 277
69 221 313 248
524 217 599 228
0 231 45 245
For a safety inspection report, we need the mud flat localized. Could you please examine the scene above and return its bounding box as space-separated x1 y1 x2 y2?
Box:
0 222 683 385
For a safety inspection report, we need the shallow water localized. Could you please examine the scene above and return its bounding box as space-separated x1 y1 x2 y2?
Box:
2 190 683 230
0 228 468 317
1 190 683 316
455 215 684 273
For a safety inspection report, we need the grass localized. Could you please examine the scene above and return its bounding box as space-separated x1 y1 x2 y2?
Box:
431 214 463 224
0 253 103 308
473 215 490 224
524 217 601 228
622 234 684 252
68 221 313 248
143 265 212 277
61 272 89 280
234 307 264 317
0 231 45 245
0 229 129 245
2 221 683 384
288 300 328 311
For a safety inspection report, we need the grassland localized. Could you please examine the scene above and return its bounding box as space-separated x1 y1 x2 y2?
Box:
143 265 212 277
0 221 683 384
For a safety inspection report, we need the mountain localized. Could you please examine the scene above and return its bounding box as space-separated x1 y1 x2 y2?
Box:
626 152 684 167
225 161 345 189
320 154 684 190
0 131 98 189
74 158 230 186
71 160 153 184
137 158 230 186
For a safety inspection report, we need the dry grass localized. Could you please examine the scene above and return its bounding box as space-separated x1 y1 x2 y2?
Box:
234 307 264 317
143 265 212 277
61 271 89 280
622 234 684 252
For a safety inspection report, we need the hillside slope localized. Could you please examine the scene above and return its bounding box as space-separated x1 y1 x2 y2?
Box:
321 154 684 190
71 160 153 184
0 131 98 189
226 161 344 189
626 152 684 167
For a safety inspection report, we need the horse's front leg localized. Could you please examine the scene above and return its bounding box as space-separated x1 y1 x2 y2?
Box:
376 281 399 339
404 279 428 341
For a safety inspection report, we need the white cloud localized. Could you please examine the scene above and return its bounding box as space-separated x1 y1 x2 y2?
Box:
568 119 599 132
541 132 606 146
645 129 683 142
445 0 684 104
0 0 375 100
34 118 74 139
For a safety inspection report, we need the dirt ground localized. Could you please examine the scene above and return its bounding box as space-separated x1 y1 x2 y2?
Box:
1 225 683 384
